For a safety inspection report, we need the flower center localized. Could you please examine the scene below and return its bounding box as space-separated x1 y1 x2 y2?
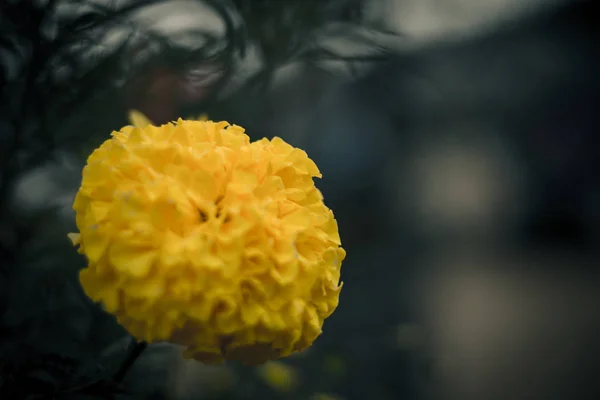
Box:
198 195 229 224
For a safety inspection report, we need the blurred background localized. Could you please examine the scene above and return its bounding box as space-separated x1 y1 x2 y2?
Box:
1 0 599 399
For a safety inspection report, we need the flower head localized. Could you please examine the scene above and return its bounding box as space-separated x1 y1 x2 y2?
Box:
69 117 345 364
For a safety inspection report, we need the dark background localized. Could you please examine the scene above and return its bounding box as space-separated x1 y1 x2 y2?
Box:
1 0 599 399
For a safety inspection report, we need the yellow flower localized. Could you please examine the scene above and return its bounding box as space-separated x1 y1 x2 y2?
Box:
69 117 345 365
310 393 344 400
258 361 299 392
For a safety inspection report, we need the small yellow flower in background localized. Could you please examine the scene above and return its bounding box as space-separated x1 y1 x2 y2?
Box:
257 361 299 392
310 393 344 400
69 114 345 365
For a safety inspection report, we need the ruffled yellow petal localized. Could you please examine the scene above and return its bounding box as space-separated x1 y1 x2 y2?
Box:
128 109 154 128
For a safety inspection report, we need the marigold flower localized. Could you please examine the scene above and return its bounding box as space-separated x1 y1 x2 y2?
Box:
69 117 345 364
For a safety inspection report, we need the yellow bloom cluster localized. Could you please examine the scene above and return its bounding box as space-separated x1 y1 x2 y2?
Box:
69 118 345 364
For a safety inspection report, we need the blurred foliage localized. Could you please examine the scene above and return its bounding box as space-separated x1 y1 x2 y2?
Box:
0 352 125 400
